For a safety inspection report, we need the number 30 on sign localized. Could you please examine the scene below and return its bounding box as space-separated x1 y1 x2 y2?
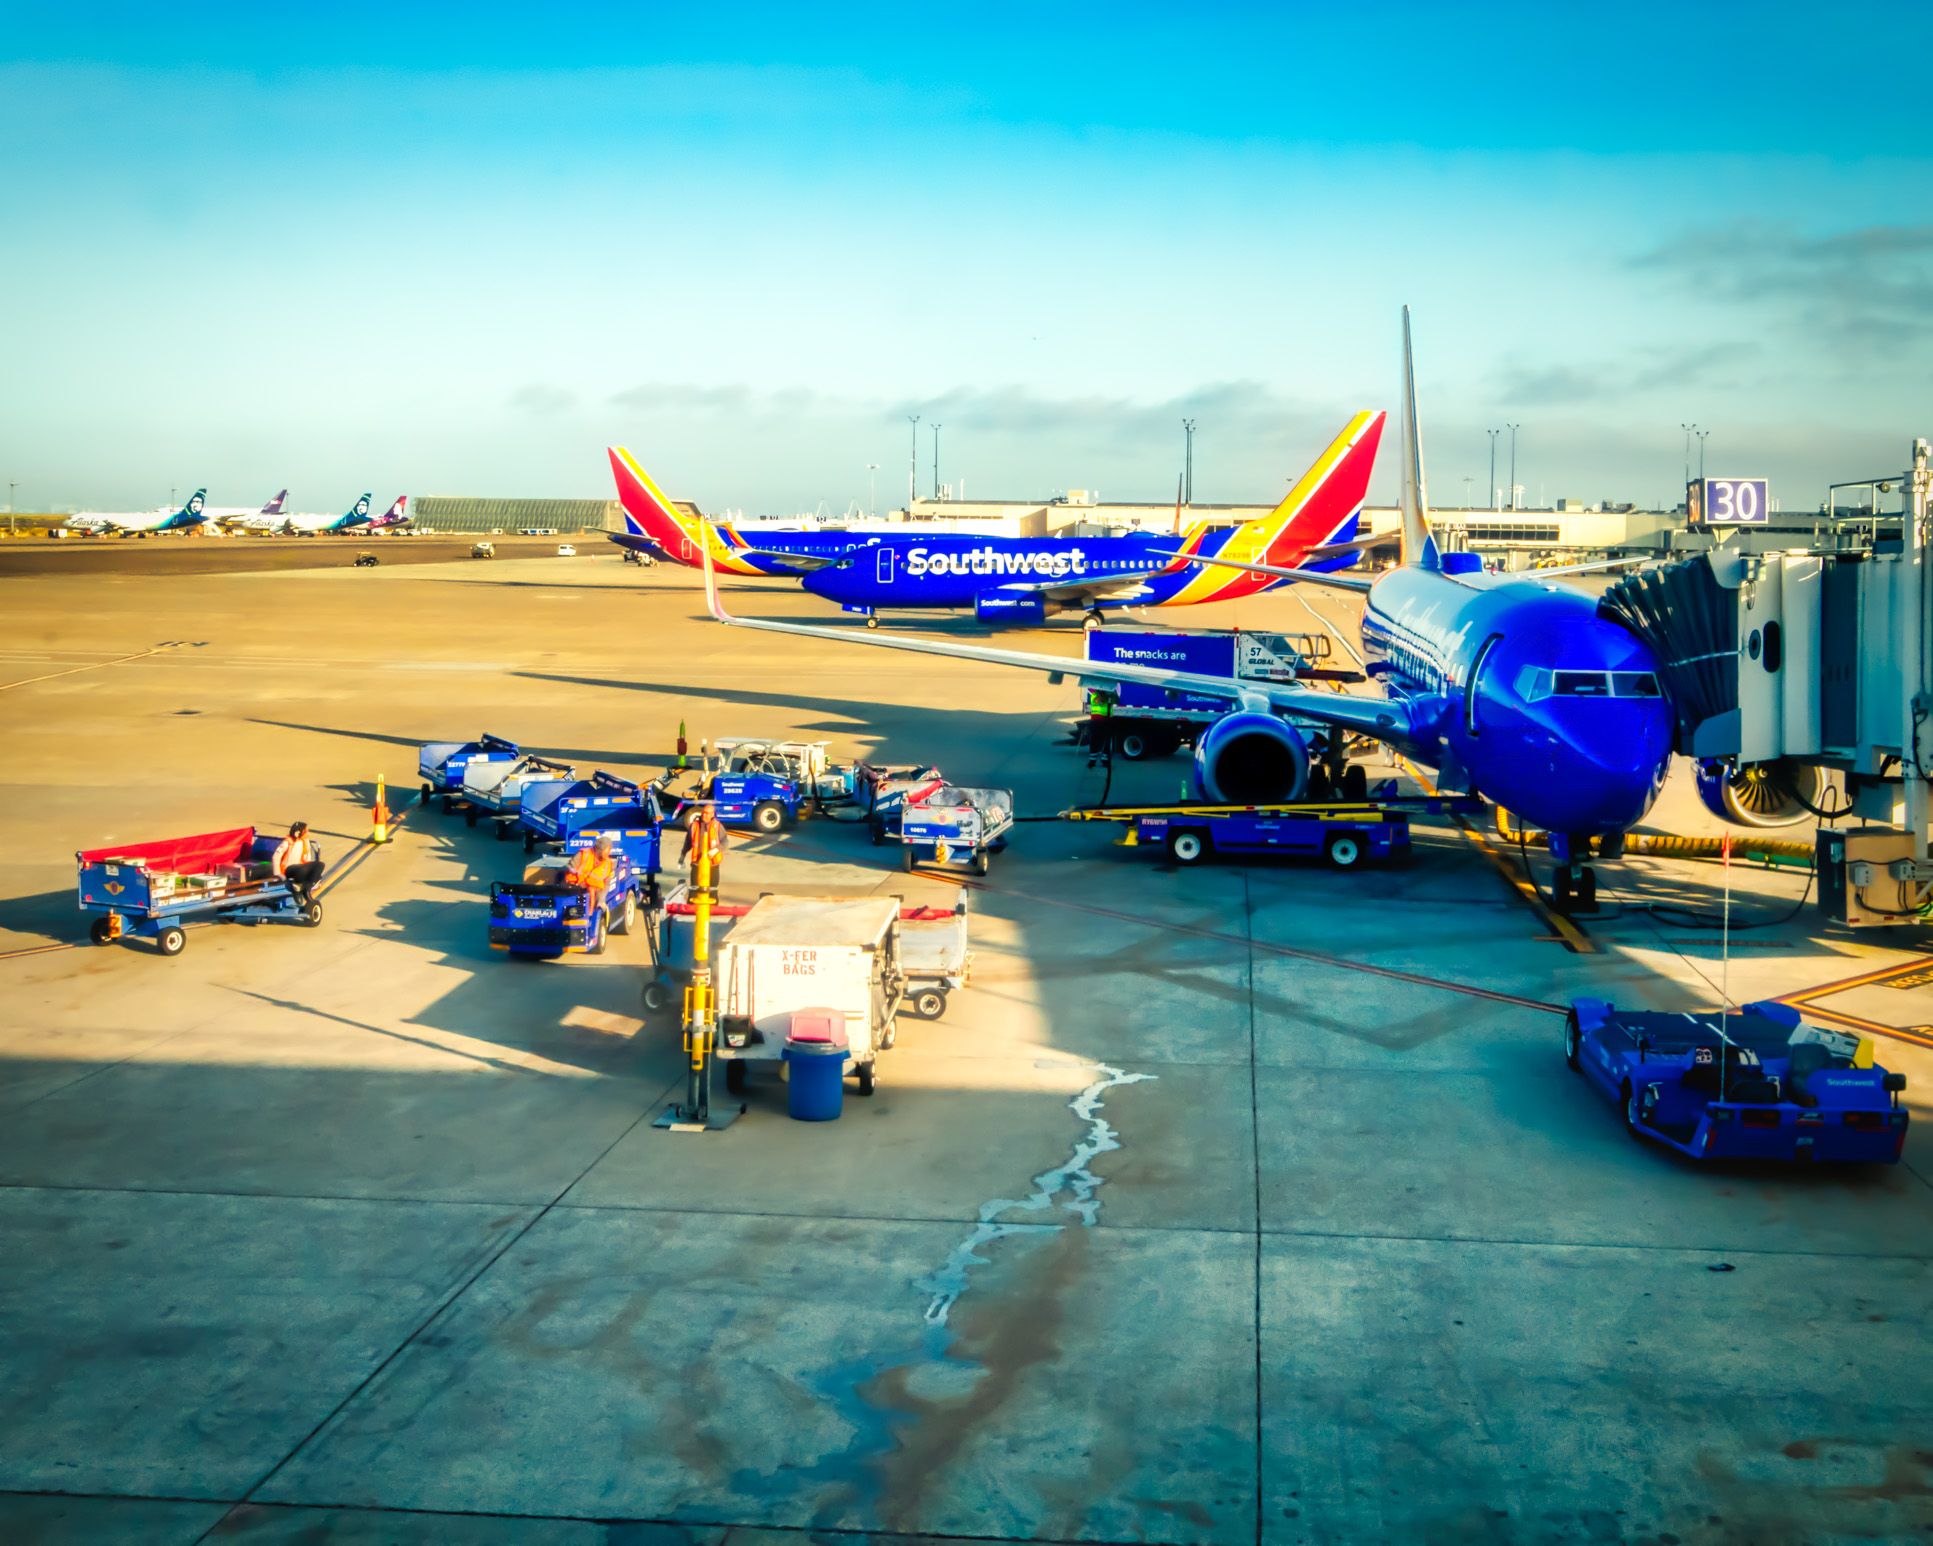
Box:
1691 477 1770 526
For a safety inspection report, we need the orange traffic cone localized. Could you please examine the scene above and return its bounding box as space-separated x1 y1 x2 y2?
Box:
373 774 390 844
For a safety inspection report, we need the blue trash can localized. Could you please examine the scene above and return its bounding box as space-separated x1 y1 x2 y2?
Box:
783 1040 846 1122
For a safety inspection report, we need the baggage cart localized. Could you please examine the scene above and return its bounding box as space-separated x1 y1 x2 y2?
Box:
896 783 1014 875
76 826 321 956
898 895 971 1019
518 771 654 852
712 895 905 1096
418 734 519 812
463 752 576 836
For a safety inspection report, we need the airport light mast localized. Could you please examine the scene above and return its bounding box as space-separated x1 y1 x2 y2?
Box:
867 463 878 518
1506 424 1521 511
1487 428 1501 510
932 424 942 500
1182 418 1196 505
907 415 919 512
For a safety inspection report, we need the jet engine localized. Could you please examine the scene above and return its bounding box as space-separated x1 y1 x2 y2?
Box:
974 591 1047 625
1192 712 1311 804
1694 759 1829 829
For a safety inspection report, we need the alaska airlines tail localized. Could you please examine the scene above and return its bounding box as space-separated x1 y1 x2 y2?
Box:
607 447 761 574
336 493 374 530
1398 305 1440 571
163 490 210 529
1158 411 1385 605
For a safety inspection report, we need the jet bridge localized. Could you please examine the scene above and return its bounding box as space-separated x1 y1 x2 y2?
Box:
1599 438 1931 926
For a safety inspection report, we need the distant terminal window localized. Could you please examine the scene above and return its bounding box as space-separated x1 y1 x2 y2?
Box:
1464 523 1561 544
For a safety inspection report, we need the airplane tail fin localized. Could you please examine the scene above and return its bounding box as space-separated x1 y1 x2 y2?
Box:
1232 410 1386 565
1398 305 1440 571
608 446 719 568
347 493 372 522
180 489 208 523
379 495 407 522
261 489 288 515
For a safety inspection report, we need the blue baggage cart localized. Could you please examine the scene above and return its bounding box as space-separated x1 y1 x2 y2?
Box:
518 771 652 852
897 783 1014 876
418 735 519 813
77 826 321 957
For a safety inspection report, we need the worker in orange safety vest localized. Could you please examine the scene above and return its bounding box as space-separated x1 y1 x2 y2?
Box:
563 833 617 927
680 802 727 881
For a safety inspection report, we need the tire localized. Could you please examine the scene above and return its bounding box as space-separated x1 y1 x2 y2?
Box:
910 987 947 1019
89 917 114 946
1563 1010 1581 1071
751 801 785 834
865 616 879 629
158 926 186 957
464 809 478 828
1168 829 1208 865
1117 729 1151 761
588 909 608 955
724 1059 748 1095
419 782 433 805
301 900 323 927
641 977 673 1013
855 1063 877 1096
612 891 636 936
1622 1082 1643 1140
971 850 990 876
904 846 919 871
441 795 455 814
494 821 510 840
1324 833 1363 870
1577 868 1598 911
523 832 537 853
1340 764 1369 801
870 819 887 846
1154 727 1183 759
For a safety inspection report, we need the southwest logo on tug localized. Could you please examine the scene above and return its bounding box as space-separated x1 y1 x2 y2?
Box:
604 412 1386 624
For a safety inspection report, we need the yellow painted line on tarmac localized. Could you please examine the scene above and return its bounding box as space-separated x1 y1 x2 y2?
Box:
1776 953 1933 1051
0 640 183 693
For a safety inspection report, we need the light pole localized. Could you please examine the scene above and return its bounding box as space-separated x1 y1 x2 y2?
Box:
1487 428 1501 510
866 464 878 518
1695 428 1709 481
1506 425 1521 511
907 415 919 512
932 424 943 500
1461 475 1474 509
1680 422 1699 492
7 481 15 536
1182 418 1196 505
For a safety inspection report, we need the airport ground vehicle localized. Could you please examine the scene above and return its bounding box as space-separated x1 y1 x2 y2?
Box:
353 550 380 568
556 544 576 557
418 735 521 811
712 895 906 1096
76 827 322 956
1068 790 1483 868
898 897 972 1018
470 542 495 559
1566 997 1910 1164
1079 627 1350 760
658 739 854 832
895 782 1014 874
518 771 663 852
463 752 577 834
487 845 646 958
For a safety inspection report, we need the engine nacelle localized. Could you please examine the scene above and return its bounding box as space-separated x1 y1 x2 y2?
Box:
1694 759 1827 829
1192 712 1311 804
973 590 1047 625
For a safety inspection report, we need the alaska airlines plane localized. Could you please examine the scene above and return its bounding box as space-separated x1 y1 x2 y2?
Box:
608 416 1387 625
66 490 211 536
699 311 1678 910
272 493 375 535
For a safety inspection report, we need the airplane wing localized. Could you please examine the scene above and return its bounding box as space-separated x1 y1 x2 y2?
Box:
982 566 1174 605
729 547 852 573
700 540 1413 741
1526 554 1652 578
1156 548 1374 594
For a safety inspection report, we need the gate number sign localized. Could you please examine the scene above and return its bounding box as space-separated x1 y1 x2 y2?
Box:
1693 477 1770 526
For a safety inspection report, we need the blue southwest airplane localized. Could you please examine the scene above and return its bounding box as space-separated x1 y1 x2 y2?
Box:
606 414 1387 626
698 310 1681 912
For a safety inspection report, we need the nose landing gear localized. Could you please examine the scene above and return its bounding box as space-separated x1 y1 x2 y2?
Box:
1551 862 1597 914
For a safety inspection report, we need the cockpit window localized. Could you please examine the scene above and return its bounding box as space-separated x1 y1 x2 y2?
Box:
1519 669 1664 702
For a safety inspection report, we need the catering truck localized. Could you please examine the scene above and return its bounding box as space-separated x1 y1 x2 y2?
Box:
1079 627 1352 759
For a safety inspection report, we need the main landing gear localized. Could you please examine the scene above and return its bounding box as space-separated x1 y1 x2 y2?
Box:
1083 608 1106 631
1551 861 1597 915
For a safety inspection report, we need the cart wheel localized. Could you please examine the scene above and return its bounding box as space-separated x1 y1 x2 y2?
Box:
971 850 990 876
494 821 511 841
1324 833 1363 870
904 846 919 872
880 1019 898 1050
1167 829 1209 866
157 925 186 957
588 909 608 955
1341 764 1369 801
89 917 115 946
865 616 879 629
724 1059 748 1095
1622 1082 1644 1140
751 800 785 834
419 782 433 805
300 899 324 927
523 832 537 853
855 1063 876 1096
870 820 886 846
612 892 636 936
441 795 455 815
1117 729 1151 761
1563 1009 1582 1071
641 976 673 1013
464 809 478 828
911 987 947 1020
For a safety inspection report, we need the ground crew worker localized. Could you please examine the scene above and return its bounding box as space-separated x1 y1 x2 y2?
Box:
273 821 324 906
564 833 617 925
680 802 727 881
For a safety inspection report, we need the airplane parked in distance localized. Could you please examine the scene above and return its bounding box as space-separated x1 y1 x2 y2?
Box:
255 493 376 536
608 417 1388 626
64 489 211 536
699 310 1687 911
208 490 290 527
366 495 410 532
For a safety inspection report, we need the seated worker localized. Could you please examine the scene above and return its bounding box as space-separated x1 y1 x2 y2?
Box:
563 832 617 923
273 821 324 906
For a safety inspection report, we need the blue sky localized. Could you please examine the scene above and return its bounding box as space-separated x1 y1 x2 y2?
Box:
4 3 1929 515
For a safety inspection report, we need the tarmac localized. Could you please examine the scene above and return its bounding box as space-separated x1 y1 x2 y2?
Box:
1 546 1929 1545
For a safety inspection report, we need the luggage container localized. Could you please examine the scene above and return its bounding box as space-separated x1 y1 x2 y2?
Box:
463 753 576 836
895 783 1014 875
76 826 321 956
713 895 905 1096
898 895 971 1019
518 771 655 852
418 734 520 812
